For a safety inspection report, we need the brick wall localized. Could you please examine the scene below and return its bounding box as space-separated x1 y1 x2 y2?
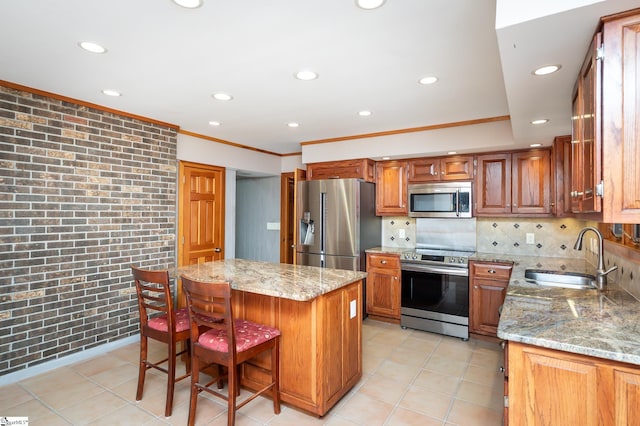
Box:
0 84 178 375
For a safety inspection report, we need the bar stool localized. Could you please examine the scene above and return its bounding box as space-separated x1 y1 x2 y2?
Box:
131 265 191 417
181 275 281 426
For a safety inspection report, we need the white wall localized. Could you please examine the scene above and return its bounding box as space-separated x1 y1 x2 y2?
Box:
300 120 518 164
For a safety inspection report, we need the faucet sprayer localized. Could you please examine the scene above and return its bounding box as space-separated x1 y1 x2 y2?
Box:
574 226 617 290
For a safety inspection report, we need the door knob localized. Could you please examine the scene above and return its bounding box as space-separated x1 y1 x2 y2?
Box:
214 248 221 253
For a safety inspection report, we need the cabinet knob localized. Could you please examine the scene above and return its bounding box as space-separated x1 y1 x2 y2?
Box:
474 285 478 289
506 204 510 207
488 269 496 274
394 276 398 280
380 260 387 264
513 203 517 207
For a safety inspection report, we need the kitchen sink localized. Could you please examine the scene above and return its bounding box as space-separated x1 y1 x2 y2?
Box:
524 269 597 290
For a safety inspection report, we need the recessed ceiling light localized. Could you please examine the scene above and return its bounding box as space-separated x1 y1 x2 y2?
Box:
102 89 121 97
208 121 221 126
530 143 542 147
79 41 107 54
295 70 318 81
358 110 372 117
212 93 233 101
172 0 203 8
419 76 438 85
356 0 385 10
287 122 299 128
533 65 561 76
531 119 549 125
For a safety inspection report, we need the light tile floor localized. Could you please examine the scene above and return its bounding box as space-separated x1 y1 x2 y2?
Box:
0 319 504 425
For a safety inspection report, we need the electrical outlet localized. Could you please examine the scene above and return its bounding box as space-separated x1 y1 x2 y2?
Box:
526 233 535 244
398 229 406 238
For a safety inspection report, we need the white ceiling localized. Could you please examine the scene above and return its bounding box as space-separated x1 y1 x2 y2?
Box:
1 0 638 156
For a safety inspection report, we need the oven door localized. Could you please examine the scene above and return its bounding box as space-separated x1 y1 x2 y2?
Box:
401 263 469 318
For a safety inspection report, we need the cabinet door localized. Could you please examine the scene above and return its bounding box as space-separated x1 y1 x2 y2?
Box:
366 268 400 319
408 158 440 182
571 34 602 214
509 343 600 426
602 13 640 222
470 278 507 336
375 161 408 215
553 135 573 216
440 155 474 181
475 153 511 215
511 149 551 214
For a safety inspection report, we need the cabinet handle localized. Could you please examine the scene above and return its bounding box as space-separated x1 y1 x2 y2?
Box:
394 276 398 280
474 285 478 289
506 204 510 207
380 260 387 264
488 269 496 274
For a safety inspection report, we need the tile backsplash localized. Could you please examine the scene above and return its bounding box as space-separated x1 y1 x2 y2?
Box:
476 217 590 258
380 215 640 300
381 216 592 258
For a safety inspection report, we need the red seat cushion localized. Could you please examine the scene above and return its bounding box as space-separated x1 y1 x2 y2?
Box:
198 320 280 352
147 307 190 332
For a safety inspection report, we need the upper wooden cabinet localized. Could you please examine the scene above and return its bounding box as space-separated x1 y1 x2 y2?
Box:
408 155 474 183
601 10 640 223
571 33 602 214
475 149 552 216
375 160 408 216
306 158 375 182
553 135 573 217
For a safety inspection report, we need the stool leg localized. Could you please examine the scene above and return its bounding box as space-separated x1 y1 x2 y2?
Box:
136 335 147 401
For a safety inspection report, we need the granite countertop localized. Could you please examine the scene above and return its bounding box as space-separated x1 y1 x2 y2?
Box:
482 252 640 366
175 259 367 302
365 246 407 255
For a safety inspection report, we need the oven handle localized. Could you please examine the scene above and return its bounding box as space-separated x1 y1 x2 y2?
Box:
401 263 469 277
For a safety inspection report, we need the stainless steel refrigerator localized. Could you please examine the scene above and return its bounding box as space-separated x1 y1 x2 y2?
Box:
296 179 380 271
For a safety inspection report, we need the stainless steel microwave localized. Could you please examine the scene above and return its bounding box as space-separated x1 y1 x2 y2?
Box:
408 181 472 218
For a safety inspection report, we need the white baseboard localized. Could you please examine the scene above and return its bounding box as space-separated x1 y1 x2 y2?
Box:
0 335 139 387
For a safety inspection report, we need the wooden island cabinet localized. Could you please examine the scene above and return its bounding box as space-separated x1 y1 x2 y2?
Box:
176 259 365 417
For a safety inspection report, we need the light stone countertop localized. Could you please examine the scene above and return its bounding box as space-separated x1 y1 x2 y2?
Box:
175 259 367 302
473 252 640 366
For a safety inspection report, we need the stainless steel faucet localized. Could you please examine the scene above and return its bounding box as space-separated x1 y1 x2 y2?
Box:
573 226 618 290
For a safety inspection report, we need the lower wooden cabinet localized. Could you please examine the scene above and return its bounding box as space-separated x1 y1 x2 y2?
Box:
508 342 640 425
469 260 512 337
233 280 362 416
366 252 401 322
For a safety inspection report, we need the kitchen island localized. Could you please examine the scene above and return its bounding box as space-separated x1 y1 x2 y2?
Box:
176 259 366 417
488 253 640 425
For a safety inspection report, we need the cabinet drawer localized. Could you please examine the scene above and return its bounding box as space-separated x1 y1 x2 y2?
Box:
366 253 401 269
472 262 512 280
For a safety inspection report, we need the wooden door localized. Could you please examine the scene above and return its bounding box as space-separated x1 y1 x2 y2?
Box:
280 173 295 264
178 161 225 266
511 149 551 215
289 168 306 265
475 153 511 215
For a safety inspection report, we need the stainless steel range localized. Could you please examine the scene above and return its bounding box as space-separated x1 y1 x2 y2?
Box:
400 219 476 340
